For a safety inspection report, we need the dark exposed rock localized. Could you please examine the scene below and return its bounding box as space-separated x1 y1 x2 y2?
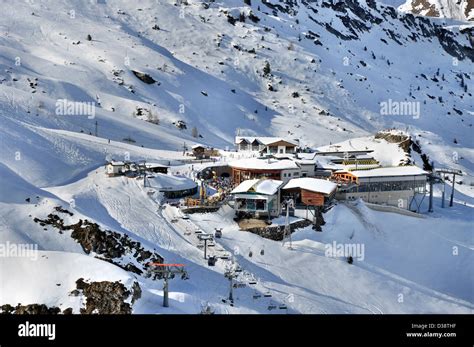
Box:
173 120 187 130
74 279 138 314
375 131 410 144
0 304 15 314
33 212 164 279
54 206 74 216
131 281 142 304
1 304 61 315
132 70 156 84
62 307 73 315
242 219 313 241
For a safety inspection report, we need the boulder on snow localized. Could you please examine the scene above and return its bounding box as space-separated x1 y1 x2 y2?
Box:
132 70 157 84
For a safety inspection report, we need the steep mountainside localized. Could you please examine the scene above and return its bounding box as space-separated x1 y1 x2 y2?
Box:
399 0 474 21
0 0 473 188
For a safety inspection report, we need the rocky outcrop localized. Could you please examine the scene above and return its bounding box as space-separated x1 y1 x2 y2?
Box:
73 279 140 314
260 0 474 62
132 70 157 84
0 304 60 314
33 207 164 278
375 130 432 169
411 138 433 171
243 219 313 241
375 130 410 144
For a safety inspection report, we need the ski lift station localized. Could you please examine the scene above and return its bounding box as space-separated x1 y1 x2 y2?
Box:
333 166 428 210
147 173 198 199
105 160 197 199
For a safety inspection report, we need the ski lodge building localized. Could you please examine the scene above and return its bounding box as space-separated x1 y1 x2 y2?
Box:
229 157 301 184
235 136 298 155
282 178 337 208
231 179 284 218
333 166 428 209
106 161 129 177
148 173 198 199
144 163 169 174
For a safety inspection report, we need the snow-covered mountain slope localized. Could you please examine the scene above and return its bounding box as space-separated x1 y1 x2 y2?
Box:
0 0 473 314
1 0 473 187
399 0 474 21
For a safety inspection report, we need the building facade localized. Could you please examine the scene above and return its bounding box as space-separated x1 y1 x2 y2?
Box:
235 137 298 155
333 166 428 210
282 178 337 207
231 179 284 218
229 158 301 184
106 161 128 177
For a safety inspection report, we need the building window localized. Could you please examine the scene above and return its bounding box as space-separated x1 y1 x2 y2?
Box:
256 199 266 211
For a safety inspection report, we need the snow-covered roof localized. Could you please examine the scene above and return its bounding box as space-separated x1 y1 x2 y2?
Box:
296 152 317 160
231 179 283 195
235 136 298 146
145 163 169 168
108 160 125 166
148 173 197 191
229 157 300 170
338 166 428 178
283 178 337 195
295 158 317 165
192 144 206 149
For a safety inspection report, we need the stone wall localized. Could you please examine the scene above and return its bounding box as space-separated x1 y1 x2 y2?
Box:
243 219 313 241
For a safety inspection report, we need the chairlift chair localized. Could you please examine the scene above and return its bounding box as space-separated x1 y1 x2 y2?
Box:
267 304 277 311
208 256 217 266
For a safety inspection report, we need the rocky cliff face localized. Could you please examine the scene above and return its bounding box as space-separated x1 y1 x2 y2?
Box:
398 0 474 21
33 206 164 278
72 279 141 314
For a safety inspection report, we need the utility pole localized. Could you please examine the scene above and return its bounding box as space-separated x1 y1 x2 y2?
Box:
282 199 294 250
450 173 456 207
428 178 434 213
138 160 147 187
148 263 187 308
224 261 239 303
198 234 213 259
436 169 463 208
442 182 445 208
428 161 434 213
95 120 98 137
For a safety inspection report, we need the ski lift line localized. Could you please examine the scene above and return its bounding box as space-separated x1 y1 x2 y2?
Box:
185 218 271 306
